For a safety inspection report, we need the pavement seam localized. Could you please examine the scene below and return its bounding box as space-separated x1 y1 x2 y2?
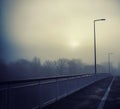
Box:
97 77 115 109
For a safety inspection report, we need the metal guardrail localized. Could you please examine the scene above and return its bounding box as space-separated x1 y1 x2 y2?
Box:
0 74 92 85
0 73 111 109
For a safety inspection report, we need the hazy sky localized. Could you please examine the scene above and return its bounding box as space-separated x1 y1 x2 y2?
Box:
1 0 120 66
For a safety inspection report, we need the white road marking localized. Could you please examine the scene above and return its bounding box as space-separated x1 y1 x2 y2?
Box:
97 77 115 109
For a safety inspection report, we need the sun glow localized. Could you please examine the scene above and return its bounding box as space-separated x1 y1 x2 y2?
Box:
69 40 80 49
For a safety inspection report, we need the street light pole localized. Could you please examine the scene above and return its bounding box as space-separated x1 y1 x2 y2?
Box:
94 19 106 74
108 53 113 73
94 20 97 74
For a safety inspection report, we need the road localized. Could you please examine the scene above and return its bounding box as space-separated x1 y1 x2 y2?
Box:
103 76 120 109
43 77 117 109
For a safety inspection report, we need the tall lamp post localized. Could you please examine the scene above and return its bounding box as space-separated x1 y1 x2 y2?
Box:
94 19 106 74
108 53 113 73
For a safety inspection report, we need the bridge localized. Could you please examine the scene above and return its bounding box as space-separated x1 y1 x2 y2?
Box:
1 73 119 109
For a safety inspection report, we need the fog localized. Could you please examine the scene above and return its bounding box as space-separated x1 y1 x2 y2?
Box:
1 0 120 67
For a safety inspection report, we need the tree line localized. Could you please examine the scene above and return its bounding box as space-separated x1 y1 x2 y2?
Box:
0 57 116 82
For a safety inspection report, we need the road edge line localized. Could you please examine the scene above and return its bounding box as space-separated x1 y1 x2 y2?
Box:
97 77 115 109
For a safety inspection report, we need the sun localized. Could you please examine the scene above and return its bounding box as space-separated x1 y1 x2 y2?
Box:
69 40 80 49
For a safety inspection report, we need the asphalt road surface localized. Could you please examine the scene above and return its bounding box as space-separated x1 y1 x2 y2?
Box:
103 76 120 109
43 77 113 109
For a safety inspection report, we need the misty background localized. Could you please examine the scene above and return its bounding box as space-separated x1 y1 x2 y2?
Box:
1 0 120 81
0 57 118 82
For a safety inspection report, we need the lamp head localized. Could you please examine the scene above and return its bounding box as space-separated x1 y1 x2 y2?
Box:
101 19 106 21
94 19 106 21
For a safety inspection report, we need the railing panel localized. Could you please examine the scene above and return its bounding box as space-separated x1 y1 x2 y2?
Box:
8 82 41 109
40 79 57 107
0 88 7 109
57 78 68 99
0 73 111 109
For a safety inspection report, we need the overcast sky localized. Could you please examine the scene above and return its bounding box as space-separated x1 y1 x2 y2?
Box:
1 0 120 66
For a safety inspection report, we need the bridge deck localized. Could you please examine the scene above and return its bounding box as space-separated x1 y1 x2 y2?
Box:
43 77 113 109
103 77 120 109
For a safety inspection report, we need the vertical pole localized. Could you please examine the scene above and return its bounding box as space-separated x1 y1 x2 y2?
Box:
94 20 97 74
108 54 109 73
93 19 105 74
108 53 112 73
